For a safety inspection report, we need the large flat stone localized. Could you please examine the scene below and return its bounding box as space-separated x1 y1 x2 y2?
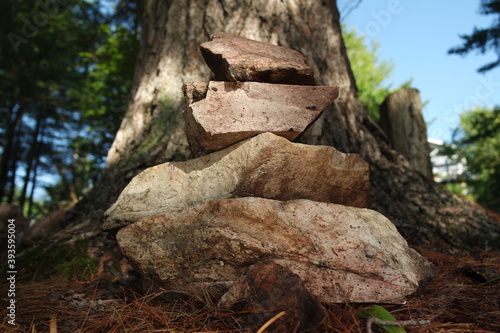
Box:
116 198 436 304
184 81 339 155
200 32 316 85
103 133 370 230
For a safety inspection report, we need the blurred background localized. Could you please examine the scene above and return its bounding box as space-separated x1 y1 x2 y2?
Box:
1 0 498 221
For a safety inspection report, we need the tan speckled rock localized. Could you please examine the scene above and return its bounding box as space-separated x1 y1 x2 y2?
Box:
103 133 370 230
116 198 436 304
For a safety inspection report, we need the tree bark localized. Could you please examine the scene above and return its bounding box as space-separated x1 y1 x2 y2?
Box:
70 0 499 254
379 88 433 178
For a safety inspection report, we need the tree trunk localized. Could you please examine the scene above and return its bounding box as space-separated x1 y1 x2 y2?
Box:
0 103 23 202
19 107 44 210
6 130 20 204
70 0 499 254
27 123 45 219
379 88 433 178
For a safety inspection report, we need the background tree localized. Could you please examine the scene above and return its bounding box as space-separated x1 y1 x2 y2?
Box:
69 0 499 254
53 23 140 208
449 0 500 72
342 26 412 122
0 0 104 215
0 0 140 217
452 106 500 212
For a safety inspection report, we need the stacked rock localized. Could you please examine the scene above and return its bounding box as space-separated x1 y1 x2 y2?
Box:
103 33 435 320
183 32 340 156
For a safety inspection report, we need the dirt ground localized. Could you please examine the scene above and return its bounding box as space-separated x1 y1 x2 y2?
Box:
1 247 499 332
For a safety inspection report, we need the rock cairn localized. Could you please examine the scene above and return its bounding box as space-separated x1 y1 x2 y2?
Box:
104 33 436 331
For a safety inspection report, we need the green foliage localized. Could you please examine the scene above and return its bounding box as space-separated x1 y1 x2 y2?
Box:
453 106 500 211
73 24 138 126
358 305 406 333
14 240 98 281
444 182 470 198
343 26 412 122
0 0 111 214
0 0 140 215
48 23 140 208
449 0 500 72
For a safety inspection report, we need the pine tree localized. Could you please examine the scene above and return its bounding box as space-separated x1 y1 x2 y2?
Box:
449 0 500 72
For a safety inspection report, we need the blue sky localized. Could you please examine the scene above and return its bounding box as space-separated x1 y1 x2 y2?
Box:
339 0 500 142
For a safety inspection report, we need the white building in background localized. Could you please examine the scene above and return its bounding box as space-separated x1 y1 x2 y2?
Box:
428 138 467 183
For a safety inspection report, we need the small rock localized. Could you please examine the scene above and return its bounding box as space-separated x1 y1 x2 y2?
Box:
103 133 370 230
115 197 436 304
200 32 316 85
219 261 327 333
184 81 339 154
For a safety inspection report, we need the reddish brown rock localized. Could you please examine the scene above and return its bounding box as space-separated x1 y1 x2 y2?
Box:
116 198 436 304
219 261 327 332
200 32 316 85
103 133 369 230
184 81 339 155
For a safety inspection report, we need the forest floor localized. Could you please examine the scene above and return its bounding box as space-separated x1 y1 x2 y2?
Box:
1 247 499 332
